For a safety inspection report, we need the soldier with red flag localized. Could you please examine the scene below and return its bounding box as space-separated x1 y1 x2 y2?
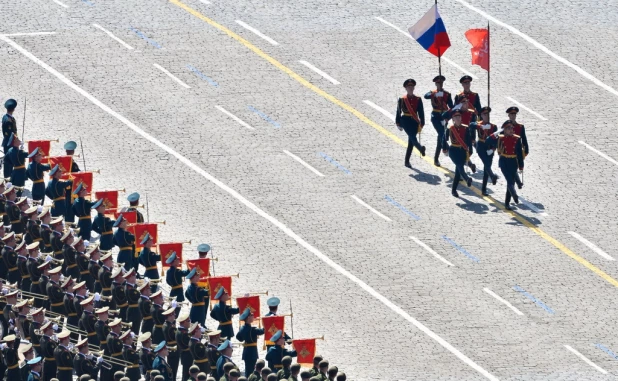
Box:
27 147 50 202
470 107 499 195
210 287 239 340
113 214 135 271
491 121 525 210
63 141 81 224
72 184 95 240
236 307 264 377
92 198 114 251
455 76 482 115
185 268 208 327
506 106 529 189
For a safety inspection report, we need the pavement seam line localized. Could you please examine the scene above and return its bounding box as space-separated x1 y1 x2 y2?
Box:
167 0 618 289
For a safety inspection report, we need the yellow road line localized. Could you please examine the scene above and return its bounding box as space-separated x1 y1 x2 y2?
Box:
169 0 618 288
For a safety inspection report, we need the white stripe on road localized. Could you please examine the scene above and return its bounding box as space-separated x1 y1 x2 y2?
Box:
483 287 524 316
564 345 608 374
455 0 618 99
505 97 547 121
350 195 391 221
51 0 69 8
0 32 56 37
198 0 211 3
235 20 279 46
1 36 499 381
299 60 340 85
283 150 325 177
93 24 134 50
363 100 395 122
153 63 191 89
579 141 618 167
518 196 547 216
568 231 614 261
410 236 454 267
215 106 255 130
374 16 477 79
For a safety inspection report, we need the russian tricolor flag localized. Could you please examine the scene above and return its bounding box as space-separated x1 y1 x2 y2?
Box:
408 5 451 57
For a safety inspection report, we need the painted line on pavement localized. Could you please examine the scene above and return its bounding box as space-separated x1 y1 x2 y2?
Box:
283 150 325 177
153 63 191 88
247 106 281 128
564 345 608 374
215 106 254 130
505 97 547 121
169 0 618 292
93 24 134 50
483 287 524 316
518 196 547 216
513 285 554 314
198 0 211 3
455 0 618 99
0 32 56 37
51 0 69 7
568 231 614 261
82 0 94 5
351 195 391 222
442 236 479 263
579 141 618 167
374 16 477 79
363 100 395 122
318 152 351 175
410 236 454 267
595 343 618 360
384 195 420 220
299 60 340 85
0 34 500 381
129 27 162 49
235 20 279 46
187 64 219 87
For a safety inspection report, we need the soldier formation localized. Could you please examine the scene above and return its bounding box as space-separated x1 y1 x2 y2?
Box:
0 98 346 381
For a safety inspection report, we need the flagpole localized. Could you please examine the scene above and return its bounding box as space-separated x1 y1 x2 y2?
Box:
487 21 490 110
436 0 441 78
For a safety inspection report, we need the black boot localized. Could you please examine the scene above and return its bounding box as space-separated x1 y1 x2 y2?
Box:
505 189 512 210
468 161 477 173
467 177 472 187
482 174 489 196
405 145 412 168
420 146 426 157
434 147 441 167
491 174 498 185
508 184 519 204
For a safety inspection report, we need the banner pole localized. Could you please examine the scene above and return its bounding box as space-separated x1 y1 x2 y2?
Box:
487 21 490 110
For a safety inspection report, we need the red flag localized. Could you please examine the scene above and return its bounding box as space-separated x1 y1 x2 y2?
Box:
262 316 285 343
28 140 52 163
95 190 119 210
159 243 183 268
65 172 94 197
114 210 137 224
48 156 73 174
293 339 316 367
185 259 211 288
236 295 261 319
131 223 158 249
207 276 232 301
465 29 489 71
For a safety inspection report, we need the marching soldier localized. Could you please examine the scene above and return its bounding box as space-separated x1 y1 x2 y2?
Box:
265 297 291 350
138 281 153 334
61 231 79 279
126 192 145 223
424 75 454 167
54 330 73 381
39 320 58 381
6 133 28 191
45 165 73 218
188 323 209 374
113 214 135 271
186 268 208 327
210 287 238 340
138 332 156 380
444 96 478 173
111 266 129 322
88 244 102 294
75 242 90 289
39 211 54 255
27 356 43 381
470 107 499 195
98 252 116 309
492 120 525 210
265 330 297 373
79 294 100 346
92 199 114 251
5 186 22 234
74 337 102 380
124 268 142 333
395 79 426 168
138 233 160 287
215 340 238 380
72 184 94 241
121 329 141 381
2 99 18 178
24 205 42 246
151 290 166 345
442 109 475 197
162 307 180 381
62 141 80 224
206 330 222 378
152 341 174 381
106 318 125 375
236 308 264 377
2 334 21 380
47 265 66 315
455 75 482 114
27 147 50 203
506 107 528 188
175 314 193 380
166 252 189 314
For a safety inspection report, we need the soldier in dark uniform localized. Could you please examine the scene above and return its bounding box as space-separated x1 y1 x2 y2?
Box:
50 220 64 260
19 342 35 381
2 334 22 380
265 331 296 374
29 306 45 355
72 184 94 241
113 214 135 271
424 75 454 167
210 288 239 340
506 106 528 188
236 308 264 377
73 337 101 380
0 181 8 228
4 186 23 235
175 313 192 381
395 79 426 169
39 210 54 255
61 276 79 340
0 230 15 281
6 133 28 191
87 245 102 294
206 330 222 378
442 109 475 197
27 356 43 381
121 329 141 381
39 320 58 381
6 238 24 286
75 241 90 289
470 107 499 195
264 297 291 350
150 290 166 347
162 308 179 381
45 164 72 218
246 359 265 381
61 231 79 279
62 141 80 225
47 265 66 315
455 75 482 114
138 281 153 334
138 233 160 287
166 252 189 315
126 192 145 223
92 199 114 251
106 318 125 376
197 243 211 259
27 147 50 202
492 120 525 210
15 298 31 340
152 341 174 381
138 332 156 380
111 266 129 322
79 294 99 346
2 99 18 178
123 268 142 333
98 253 116 309
17 239 31 291
37 260 51 311
215 340 238 380
54 330 73 381
188 323 209 374
24 205 42 246
185 268 208 326
94 306 112 381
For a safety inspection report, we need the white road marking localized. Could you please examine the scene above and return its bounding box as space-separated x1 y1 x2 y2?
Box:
152 63 191 89
455 0 618 99
198 0 211 4
568 231 614 261
0 32 56 37
518 196 547 216
51 0 69 8
579 141 618 167
483 287 524 316
363 100 395 122
374 16 477 79
410 236 454 267
283 150 325 177
505 96 547 121
298 60 340 85
235 20 279 46
93 24 134 50
350 195 391 221
1 36 499 381
564 345 608 374
215 105 255 130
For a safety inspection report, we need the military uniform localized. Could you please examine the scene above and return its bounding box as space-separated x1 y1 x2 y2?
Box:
265 346 296 374
106 331 124 375
47 279 66 315
6 143 28 188
153 354 174 381
123 344 141 381
74 352 99 380
138 246 161 283
167 266 190 304
72 196 94 240
27 160 50 202
139 346 156 380
186 283 209 327
442 111 475 197
112 280 129 322
54 344 73 381
25 219 42 246
114 226 135 271
95 319 111 381
163 320 179 380
2 110 17 178
63 155 80 224
39 334 58 381
470 111 499 195
189 336 209 374
63 292 79 339
79 310 99 346
216 355 238 380
395 79 426 167
125 282 142 333
151 302 166 345
29 321 42 354
492 126 525 210
92 212 114 251
139 294 153 334
236 323 264 377
18 253 30 291
2 337 21 381
40 224 53 254
62 243 79 279
45 177 72 218
76 251 92 289
176 326 193 380
5 244 20 286
206 343 220 377
50 230 64 259
88 257 102 294
6 200 23 234
424 76 454 166
455 91 482 115
98 265 115 309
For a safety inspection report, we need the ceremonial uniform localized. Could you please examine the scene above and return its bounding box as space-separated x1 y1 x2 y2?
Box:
92 212 114 251
28 161 50 202
74 352 99 380
163 320 179 380
29 321 42 354
6 144 28 187
112 281 129 322
76 251 92 289
45 177 72 218
0 196 7 228
138 246 160 283
63 158 80 224
79 310 99 346
140 347 156 380
62 243 79 279
123 344 141 381
19 359 30 381
395 82 426 167
95 320 110 356
206 343 220 377
4 245 19 285
106 331 124 375
63 293 79 339
54 344 73 381
424 78 454 165
455 91 482 115
27 370 41 381
114 226 135 271
139 295 153 334
18 254 31 291
443 116 475 196
153 354 174 381
2 110 17 177
125 283 142 333
189 337 209 374
471 116 499 195
72 196 94 240
51 230 63 259
167 266 190 303
265 346 297 373
151 303 166 344
186 283 208 327
39 334 58 381
216 355 238 380
40 224 52 254
176 326 192 379
25 219 42 246
98 266 115 308
210 301 239 345
512 122 529 156
0 244 9 281
88 257 102 294
47 280 66 315
2 337 21 381
494 131 525 209
6 200 23 234
236 323 264 377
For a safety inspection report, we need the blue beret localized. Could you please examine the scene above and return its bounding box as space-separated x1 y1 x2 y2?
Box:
197 243 210 252
4 99 16 109
140 232 151 245
7 133 15 147
186 267 197 280
49 164 60 176
165 251 177 265
27 147 39 159
239 307 251 321
27 356 42 365
214 287 225 300
127 192 140 202
91 199 104 209
271 330 283 342
154 341 167 353
267 297 280 307
113 214 124 228
217 339 231 351
64 141 77 150
72 183 83 195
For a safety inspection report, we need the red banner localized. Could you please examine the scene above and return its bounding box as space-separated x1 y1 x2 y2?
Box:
95 190 119 210
28 140 52 163
236 295 261 319
66 172 94 197
207 276 232 301
185 259 211 288
113 210 137 224
159 243 183 268
262 316 285 343
131 223 158 249
293 339 316 367
465 28 489 71
48 156 73 174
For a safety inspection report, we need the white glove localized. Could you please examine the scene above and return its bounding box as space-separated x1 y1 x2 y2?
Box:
144 277 150 282
68 343 74 350
436 91 443 97
492 131 500 138
482 124 492 130
84 240 90 246
59 275 65 282
200 327 206 333
8 319 14 325
486 149 494 156
14 328 19 335
130 332 135 339
97 356 104 364
94 293 101 302
52 324 58 331
171 300 177 308
45 255 53 263
37 205 43 213
452 103 463 110
19 144 24 150
86 354 93 360
0 343 7 350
